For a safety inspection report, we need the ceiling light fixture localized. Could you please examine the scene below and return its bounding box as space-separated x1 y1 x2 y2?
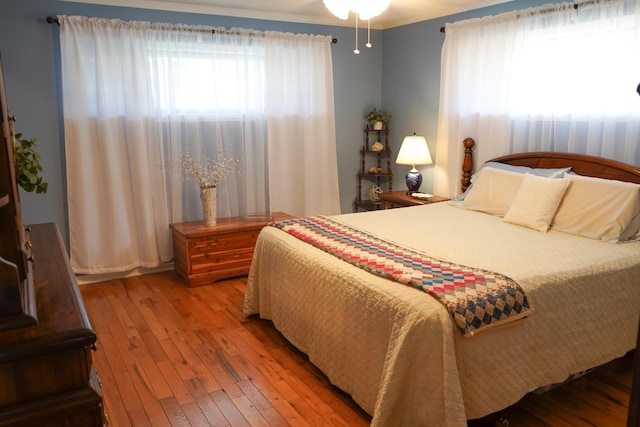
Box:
323 0 391 54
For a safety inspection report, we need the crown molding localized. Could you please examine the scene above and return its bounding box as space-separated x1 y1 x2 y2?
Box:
59 0 514 30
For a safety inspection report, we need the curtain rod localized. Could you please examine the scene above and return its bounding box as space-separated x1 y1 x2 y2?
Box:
46 16 338 43
439 1 592 33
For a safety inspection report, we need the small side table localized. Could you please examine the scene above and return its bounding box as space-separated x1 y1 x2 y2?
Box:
170 212 293 287
379 191 449 209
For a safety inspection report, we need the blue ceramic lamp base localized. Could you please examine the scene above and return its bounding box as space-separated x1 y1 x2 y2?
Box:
405 168 422 193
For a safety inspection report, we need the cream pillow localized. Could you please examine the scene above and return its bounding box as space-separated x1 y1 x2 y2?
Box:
453 163 571 202
483 162 571 178
551 174 640 242
462 167 524 216
503 174 570 232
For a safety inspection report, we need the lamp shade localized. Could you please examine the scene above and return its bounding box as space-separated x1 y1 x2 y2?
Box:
396 134 432 192
396 134 433 166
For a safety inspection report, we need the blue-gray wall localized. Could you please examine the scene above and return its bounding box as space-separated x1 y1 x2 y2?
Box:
0 0 546 248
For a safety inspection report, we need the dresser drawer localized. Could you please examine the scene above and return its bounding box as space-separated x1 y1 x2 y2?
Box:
0 386 104 427
0 344 93 407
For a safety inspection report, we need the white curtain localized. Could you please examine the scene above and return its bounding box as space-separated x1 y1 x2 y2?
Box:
435 0 640 197
265 31 340 217
58 16 339 274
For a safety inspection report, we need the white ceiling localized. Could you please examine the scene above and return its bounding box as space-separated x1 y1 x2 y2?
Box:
61 0 513 29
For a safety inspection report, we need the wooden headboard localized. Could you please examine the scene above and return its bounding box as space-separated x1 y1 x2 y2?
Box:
460 137 640 192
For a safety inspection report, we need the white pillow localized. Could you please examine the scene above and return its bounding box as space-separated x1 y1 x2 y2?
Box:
453 162 571 202
483 162 571 178
462 167 524 216
503 174 570 232
551 174 640 242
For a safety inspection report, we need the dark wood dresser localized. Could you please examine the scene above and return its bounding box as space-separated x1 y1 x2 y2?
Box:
0 54 102 425
0 223 104 426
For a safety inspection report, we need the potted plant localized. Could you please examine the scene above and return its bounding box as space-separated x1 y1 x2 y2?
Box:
13 133 47 194
365 108 391 130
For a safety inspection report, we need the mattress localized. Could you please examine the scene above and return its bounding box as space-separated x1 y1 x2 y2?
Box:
244 202 640 426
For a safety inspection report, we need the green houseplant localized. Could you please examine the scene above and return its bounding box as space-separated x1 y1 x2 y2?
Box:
365 108 391 130
13 133 47 194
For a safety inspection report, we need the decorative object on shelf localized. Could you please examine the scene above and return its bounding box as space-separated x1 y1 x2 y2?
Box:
368 185 383 201
12 128 47 194
372 141 384 152
396 133 433 193
365 108 391 130
410 192 434 200
166 147 237 226
368 166 383 174
323 0 390 54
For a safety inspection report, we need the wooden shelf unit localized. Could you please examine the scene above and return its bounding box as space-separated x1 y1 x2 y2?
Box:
0 54 36 333
354 126 393 212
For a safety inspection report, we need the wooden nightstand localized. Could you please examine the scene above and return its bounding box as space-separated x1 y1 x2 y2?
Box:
379 191 449 209
170 212 293 287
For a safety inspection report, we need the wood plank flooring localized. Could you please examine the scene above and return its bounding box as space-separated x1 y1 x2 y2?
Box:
80 271 634 426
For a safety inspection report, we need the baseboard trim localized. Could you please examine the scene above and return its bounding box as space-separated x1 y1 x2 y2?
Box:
76 262 175 285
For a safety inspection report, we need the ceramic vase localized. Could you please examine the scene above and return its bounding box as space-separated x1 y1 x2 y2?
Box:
200 185 217 226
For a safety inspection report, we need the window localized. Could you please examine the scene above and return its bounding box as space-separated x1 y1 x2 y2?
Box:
435 0 640 197
508 12 638 116
149 43 266 115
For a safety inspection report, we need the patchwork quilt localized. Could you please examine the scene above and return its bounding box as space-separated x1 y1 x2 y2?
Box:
272 215 533 336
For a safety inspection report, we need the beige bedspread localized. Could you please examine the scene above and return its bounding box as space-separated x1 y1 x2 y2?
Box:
243 203 640 426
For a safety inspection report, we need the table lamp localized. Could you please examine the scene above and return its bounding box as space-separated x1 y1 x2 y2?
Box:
396 133 433 193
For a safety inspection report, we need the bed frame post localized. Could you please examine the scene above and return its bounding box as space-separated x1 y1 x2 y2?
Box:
461 137 475 193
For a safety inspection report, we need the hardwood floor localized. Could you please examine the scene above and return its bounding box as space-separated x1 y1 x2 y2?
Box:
80 271 634 426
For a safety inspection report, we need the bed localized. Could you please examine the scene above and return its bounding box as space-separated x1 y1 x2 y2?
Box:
243 138 640 426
